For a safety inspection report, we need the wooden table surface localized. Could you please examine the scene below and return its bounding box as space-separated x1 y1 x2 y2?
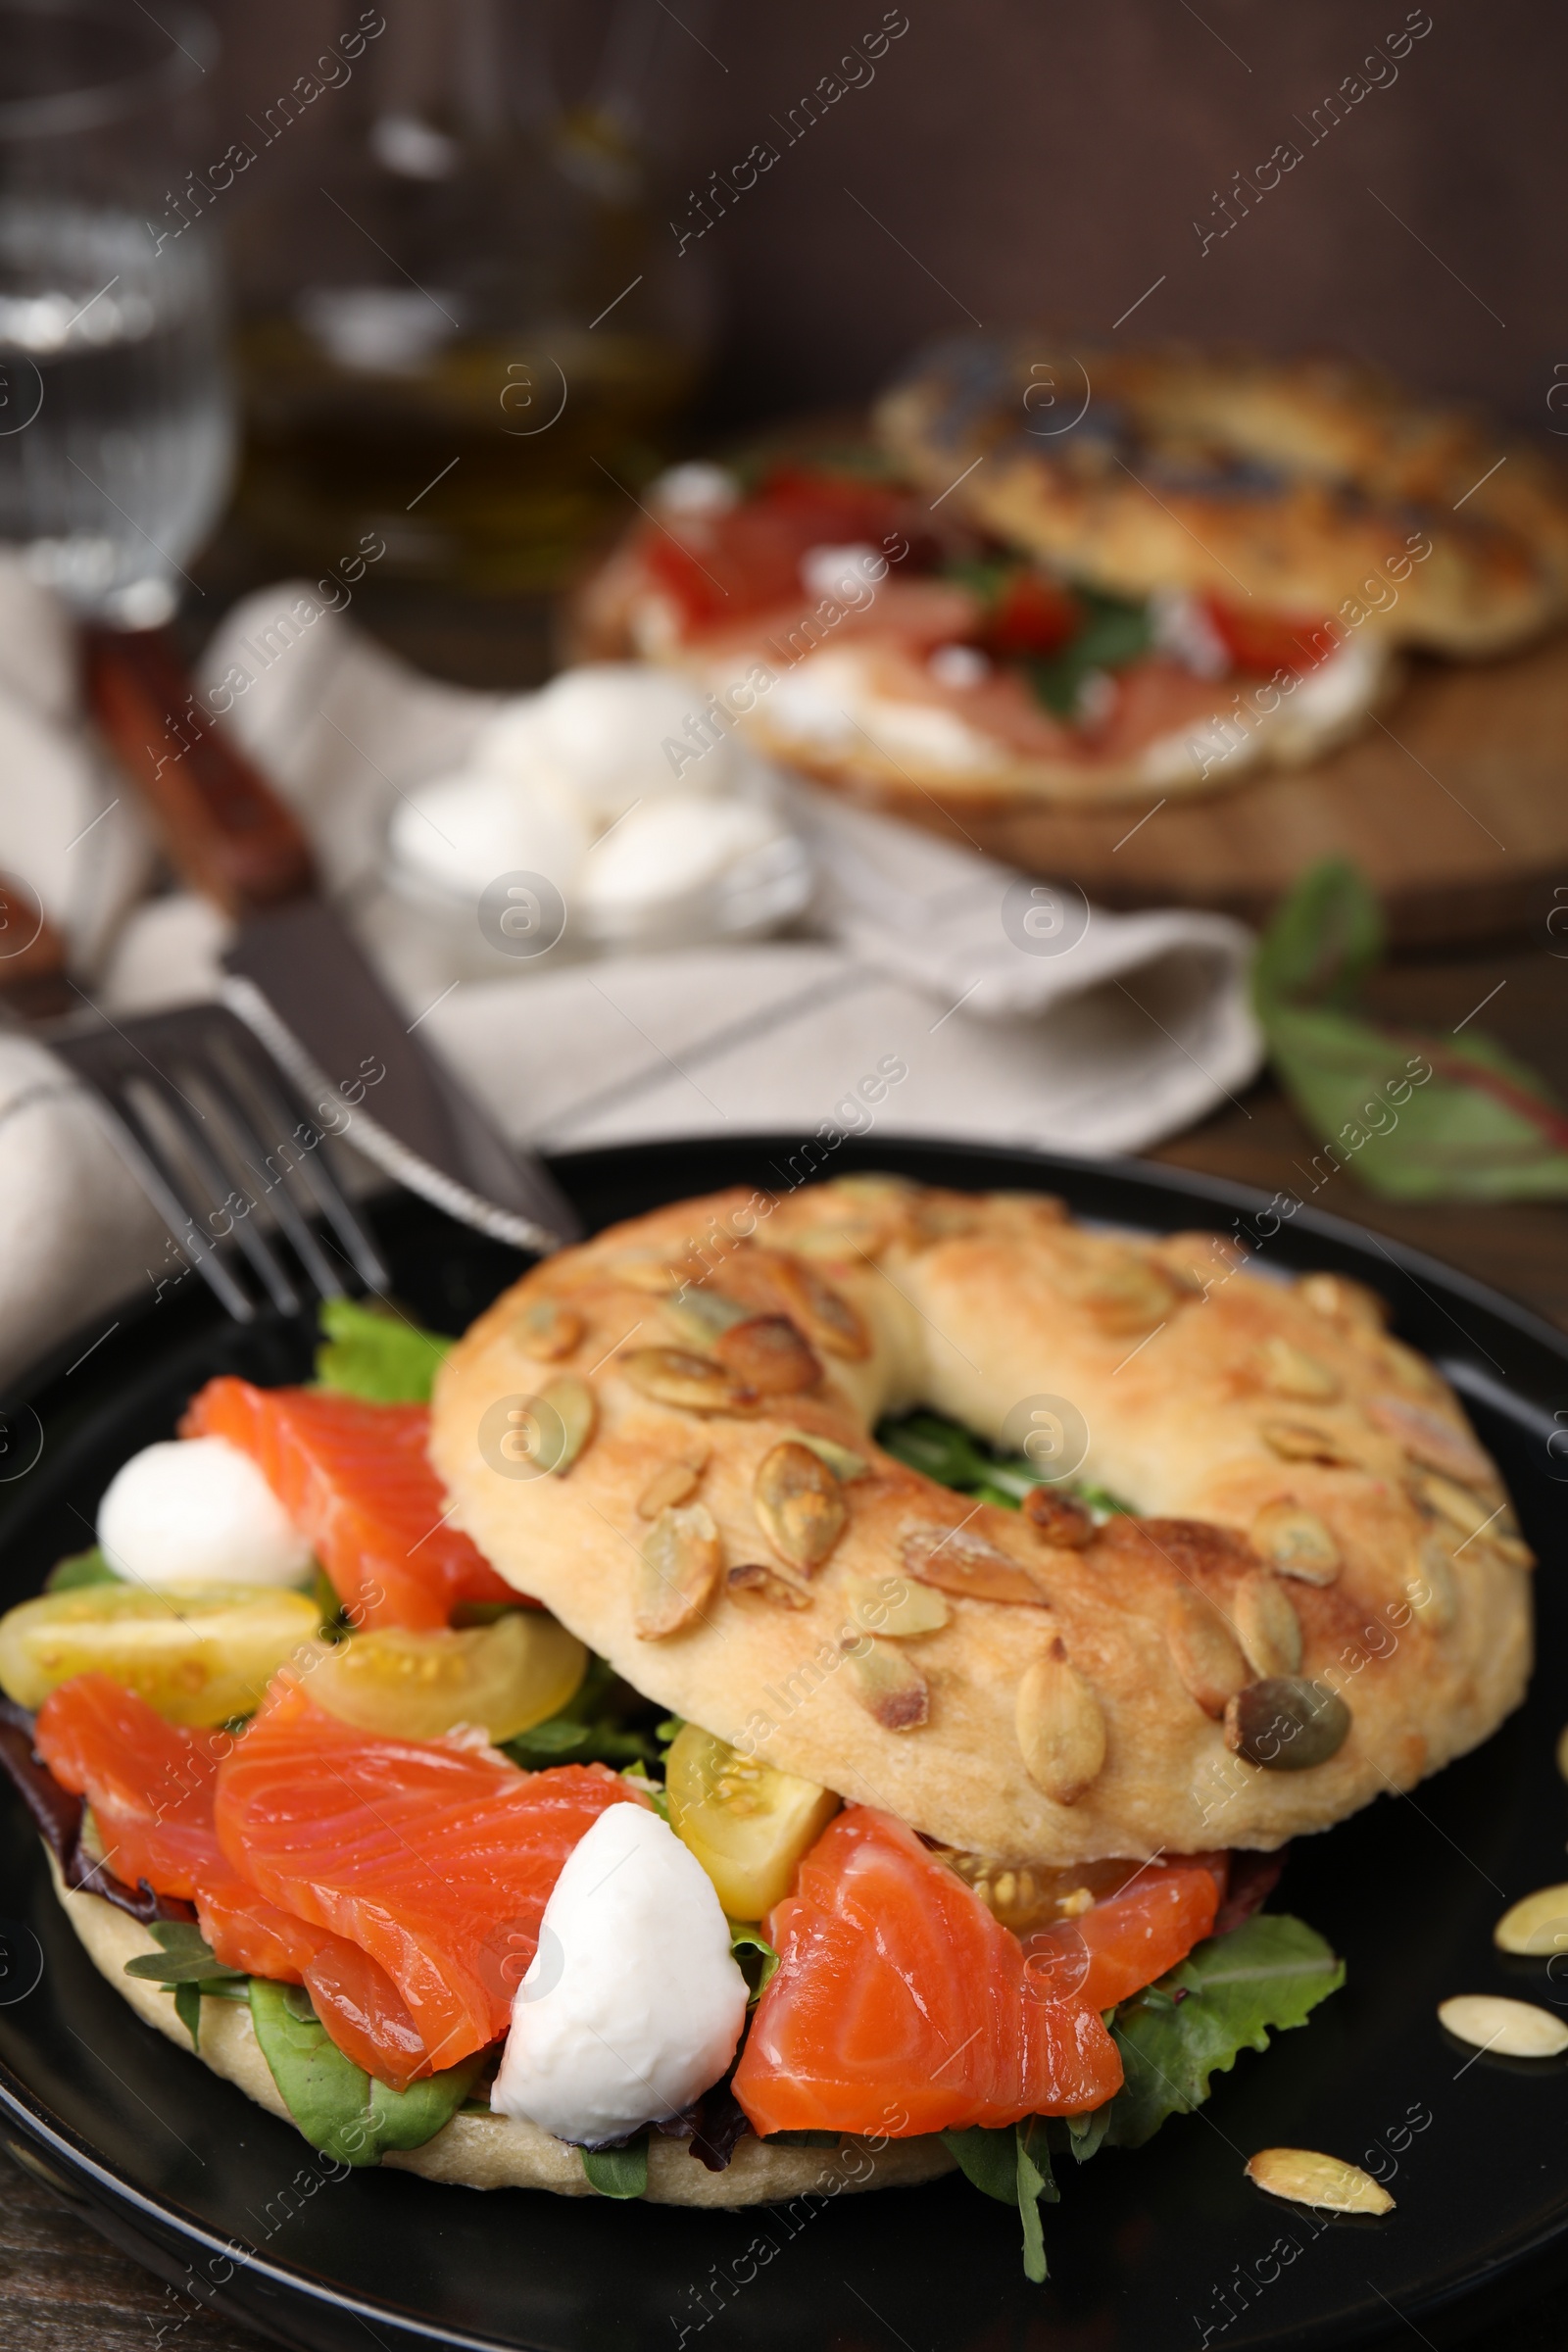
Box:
8 571 1568 2350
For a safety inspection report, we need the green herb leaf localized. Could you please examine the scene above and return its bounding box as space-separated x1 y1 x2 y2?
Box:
728 1921 780 2005
1254 859 1568 1201
1104 1912 1344 2149
46 1547 121 1592
123 1922 247 1985
502 1653 662 1772
874 1410 1129 1514
1026 588 1152 716
314 1298 452 1403
941 2123 1019 2205
248 1977 480 2166
173 1980 202 2048
942 2120 1056 2281
581 2133 649 2198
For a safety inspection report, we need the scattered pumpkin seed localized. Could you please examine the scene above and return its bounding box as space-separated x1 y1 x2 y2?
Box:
1014 1641 1106 1805
662 1289 752 1348
754 1442 847 1575
1075 1257 1176 1336
841 1635 929 1731
1022 1489 1096 1547
713 1314 821 1396
1246 2148 1394 2215
1405 1537 1458 1631
1295 1272 1388 1330
534 1375 595 1475
760 1254 870 1359
900 1521 1050 1607
618 1347 754 1414
1260 1336 1341 1401
1259 1419 1356 1466
776 1428 868 1483
1437 1993 1568 2059
1224 1677 1351 1771
842 1573 950 1640
636 1461 702 1518
725 1560 813 1611
633 1505 722 1640
1232 1571 1302 1679
1250 1501 1340 1585
514 1298 583 1360
1165 1587 1250 1717
1367 1393 1492 1485
1494 1885 1568 1957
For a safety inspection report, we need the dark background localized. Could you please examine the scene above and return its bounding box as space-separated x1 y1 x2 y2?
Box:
206 0 1565 432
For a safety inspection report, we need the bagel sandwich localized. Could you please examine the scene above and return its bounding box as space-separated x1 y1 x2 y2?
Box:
0 1186 1530 2259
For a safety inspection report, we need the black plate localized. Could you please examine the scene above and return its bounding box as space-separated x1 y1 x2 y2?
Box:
2 1135 1567 2352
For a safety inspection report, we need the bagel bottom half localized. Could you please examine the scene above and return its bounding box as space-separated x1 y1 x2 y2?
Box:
47 1857 953 2206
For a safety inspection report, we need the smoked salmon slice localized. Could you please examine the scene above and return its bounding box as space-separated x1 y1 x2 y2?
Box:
1067 1860 1221 2013
733 1808 1125 2138
214 1678 643 2075
36 1674 450 2087
181 1378 518 1630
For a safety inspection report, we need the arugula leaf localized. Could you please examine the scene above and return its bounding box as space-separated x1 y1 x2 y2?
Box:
173 1981 202 2048
941 2120 1056 2281
123 1922 247 1986
581 2133 649 2197
1026 588 1152 716
728 1921 780 2004
249 1978 480 2165
1104 1913 1344 2148
314 1298 452 1403
874 1411 1130 1515
46 1546 121 1592
1254 859 1568 1201
502 1654 662 1772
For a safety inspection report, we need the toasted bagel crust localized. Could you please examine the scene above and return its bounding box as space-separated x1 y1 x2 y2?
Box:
876 338 1568 658
432 1178 1532 1863
50 1858 952 2204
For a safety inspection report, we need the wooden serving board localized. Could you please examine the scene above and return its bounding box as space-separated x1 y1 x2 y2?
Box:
904 636 1568 949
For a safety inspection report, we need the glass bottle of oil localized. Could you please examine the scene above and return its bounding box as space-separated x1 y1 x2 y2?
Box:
224 0 708 593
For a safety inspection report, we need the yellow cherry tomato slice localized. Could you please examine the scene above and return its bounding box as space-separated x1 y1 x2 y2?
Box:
0 1584 320 1726
664 1722 839 1918
306 1610 587 1743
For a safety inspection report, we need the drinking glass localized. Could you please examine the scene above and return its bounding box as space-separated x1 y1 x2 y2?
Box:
0 0 232 626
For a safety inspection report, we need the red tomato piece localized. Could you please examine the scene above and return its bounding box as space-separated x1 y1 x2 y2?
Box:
987 568 1081 658
1201 596 1328 675
732 1807 1123 2138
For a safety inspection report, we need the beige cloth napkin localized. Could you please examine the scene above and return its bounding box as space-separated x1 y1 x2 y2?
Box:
0 574 1261 1388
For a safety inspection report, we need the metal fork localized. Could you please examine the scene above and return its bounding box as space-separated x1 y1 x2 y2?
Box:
37 997 394 1322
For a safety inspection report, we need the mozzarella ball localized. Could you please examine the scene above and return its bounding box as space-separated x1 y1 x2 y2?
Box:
97 1437 313 1589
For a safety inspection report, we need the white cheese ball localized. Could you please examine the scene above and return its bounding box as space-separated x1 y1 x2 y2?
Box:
387 770 590 901
475 665 738 820
97 1438 313 1590
492 1801 748 2145
575 795 786 936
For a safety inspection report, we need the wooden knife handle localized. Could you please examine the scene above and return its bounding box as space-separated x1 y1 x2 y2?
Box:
83 625 316 918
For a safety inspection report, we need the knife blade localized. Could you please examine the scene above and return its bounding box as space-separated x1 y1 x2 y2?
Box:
83 625 581 1252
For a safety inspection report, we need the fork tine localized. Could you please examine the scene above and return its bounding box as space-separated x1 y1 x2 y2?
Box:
153 1066 306 1317
216 1024 392 1293
194 1055 347 1301
78 1085 257 1322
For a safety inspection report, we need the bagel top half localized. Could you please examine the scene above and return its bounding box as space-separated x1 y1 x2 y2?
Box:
876 335 1568 658
431 1178 1532 1866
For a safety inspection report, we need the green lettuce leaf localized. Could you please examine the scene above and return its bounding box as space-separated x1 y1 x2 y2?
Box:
249 1978 481 2165
874 1411 1131 1515
314 1298 452 1403
46 1546 121 1592
1254 859 1568 1200
941 2119 1058 2282
728 1921 780 2004
1026 588 1152 716
502 1654 662 1772
1104 1912 1344 2148
581 2134 649 2197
